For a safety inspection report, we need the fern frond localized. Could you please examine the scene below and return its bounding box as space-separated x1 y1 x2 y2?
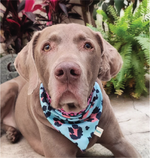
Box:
140 0 150 15
144 12 150 21
106 5 118 22
133 0 150 20
113 42 123 50
105 80 113 94
119 4 133 25
108 5 133 40
130 17 149 35
113 43 132 90
130 16 143 30
134 35 150 64
96 9 109 22
109 22 128 39
131 53 148 97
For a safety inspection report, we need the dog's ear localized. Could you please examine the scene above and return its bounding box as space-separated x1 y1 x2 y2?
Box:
96 32 123 81
14 31 41 95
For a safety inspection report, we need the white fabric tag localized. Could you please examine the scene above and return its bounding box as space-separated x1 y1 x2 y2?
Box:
94 126 104 137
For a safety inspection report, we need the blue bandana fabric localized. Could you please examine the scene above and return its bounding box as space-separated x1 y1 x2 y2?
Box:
40 82 103 151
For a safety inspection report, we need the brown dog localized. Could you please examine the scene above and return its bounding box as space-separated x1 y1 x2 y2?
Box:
0 23 141 157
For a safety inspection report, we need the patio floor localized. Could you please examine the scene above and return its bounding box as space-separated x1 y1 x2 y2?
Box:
0 93 150 158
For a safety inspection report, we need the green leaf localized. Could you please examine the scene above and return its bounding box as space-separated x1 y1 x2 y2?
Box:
107 5 118 21
113 42 123 50
114 0 124 16
133 0 150 19
109 22 128 38
97 9 108 21
130 17 149 35
131 53 148 96
113 43 132 90
134 35 150 64
131 17 143 29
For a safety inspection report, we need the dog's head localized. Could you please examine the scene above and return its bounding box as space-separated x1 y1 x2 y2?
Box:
15 24 122 113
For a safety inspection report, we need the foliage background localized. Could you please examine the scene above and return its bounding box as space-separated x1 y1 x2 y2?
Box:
88 0 150 98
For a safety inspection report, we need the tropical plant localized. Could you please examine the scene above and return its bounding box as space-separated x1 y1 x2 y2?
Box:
0 0 42 53
0 0 82 54
89 0 150 98
23 0 83 25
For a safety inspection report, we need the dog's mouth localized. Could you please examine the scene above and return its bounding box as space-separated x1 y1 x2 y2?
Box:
60 103 79 113
58 91 84 113
66 103 76 110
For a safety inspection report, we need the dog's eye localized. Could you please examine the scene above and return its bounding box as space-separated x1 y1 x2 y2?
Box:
84 43 93 50
43 44 51 52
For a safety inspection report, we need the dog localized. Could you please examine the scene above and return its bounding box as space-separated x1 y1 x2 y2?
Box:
0 23 141 157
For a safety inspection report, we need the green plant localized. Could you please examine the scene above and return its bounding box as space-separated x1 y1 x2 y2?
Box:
90 0 150 98
92 0 139 23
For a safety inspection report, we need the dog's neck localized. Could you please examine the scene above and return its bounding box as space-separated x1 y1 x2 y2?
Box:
44 89 93 116
39 82 103 151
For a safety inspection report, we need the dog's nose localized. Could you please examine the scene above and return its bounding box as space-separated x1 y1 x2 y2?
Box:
54 62 81 82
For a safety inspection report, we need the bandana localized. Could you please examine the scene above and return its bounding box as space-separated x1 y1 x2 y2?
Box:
40 82 103 151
